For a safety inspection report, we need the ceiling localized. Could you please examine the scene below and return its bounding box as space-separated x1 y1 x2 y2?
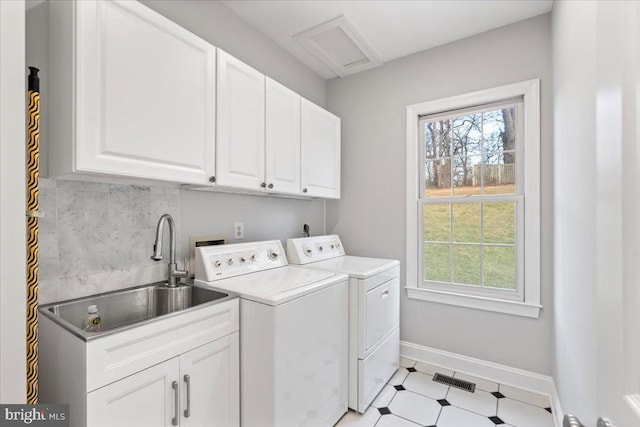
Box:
223 0 553 79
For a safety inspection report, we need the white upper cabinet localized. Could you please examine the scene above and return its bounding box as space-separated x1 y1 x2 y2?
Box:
49 0 216 184
216 50 266 190
47 0 341 198
265 77 301 195
301 98 341 199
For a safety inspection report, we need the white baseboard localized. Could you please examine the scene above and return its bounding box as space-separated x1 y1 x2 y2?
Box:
400 340 563 427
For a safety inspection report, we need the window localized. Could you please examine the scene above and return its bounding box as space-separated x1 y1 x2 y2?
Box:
406 80 540 317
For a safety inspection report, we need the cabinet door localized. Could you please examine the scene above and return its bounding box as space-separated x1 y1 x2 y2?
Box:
265 78 301 195
180 332 239 427
301 99 341 199
74 0 215 184
216 50 266 190
87 357 179 427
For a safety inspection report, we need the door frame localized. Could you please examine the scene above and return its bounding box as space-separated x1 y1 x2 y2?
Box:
0 0 27 404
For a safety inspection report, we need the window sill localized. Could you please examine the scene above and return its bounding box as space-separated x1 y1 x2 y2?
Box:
406 287 542 318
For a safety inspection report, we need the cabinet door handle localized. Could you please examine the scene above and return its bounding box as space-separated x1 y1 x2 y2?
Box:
183 374 191 418
268 183 274 189
260 182 267 188
381 289 390 299
302 188 308 193
172 380 179 426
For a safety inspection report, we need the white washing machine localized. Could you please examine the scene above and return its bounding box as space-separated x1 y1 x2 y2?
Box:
287 235 400 413
194 240 348 427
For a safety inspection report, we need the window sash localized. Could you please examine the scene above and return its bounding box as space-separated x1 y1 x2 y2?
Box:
418 101 524 198
418 194 525 301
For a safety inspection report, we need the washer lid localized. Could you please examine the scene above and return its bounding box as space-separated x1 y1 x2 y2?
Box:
302 255 400 279
196 266 347 306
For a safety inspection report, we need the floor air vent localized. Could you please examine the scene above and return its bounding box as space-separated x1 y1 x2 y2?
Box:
432 373 476 393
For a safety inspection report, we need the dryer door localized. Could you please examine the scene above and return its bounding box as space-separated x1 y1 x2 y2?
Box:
360 276 400 357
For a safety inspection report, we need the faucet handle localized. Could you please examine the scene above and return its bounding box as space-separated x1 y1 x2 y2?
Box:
183 257 190 279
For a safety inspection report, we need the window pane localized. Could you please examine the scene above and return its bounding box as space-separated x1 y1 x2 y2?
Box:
453 155 482 196
437 120 452 158
424 120 451 159
424 244 451 282
424 121 434 159
424 204 450 242
482 152 515 194
452 114 482 158
424 121 448 159
483 202 515 244
452 244 481 285
483 106 516 194
425 158 452 197
482 108 513 153
483 246 516 289
452 203 480 242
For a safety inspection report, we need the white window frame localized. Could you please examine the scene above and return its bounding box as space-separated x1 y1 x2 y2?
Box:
406 79 541 318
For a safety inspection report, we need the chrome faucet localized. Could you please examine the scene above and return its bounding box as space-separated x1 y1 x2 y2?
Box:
151 214 188 287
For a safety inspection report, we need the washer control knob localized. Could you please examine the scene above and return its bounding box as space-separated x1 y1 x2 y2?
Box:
239 257 246 263
268 250 279 260
214 260 222 268
304 246 312 256
330 244 335 249
250 254 256 261
318 245 323 251
227 258 234 265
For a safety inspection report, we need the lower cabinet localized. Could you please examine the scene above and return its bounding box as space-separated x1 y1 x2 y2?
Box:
180 335 239 427
87 333 239 427
39 297 240 427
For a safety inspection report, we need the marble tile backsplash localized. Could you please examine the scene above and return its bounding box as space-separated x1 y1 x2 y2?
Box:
38 178 181 304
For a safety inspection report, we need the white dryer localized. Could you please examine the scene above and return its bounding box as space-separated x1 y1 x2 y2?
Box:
194 240 348 427
287 235 400 413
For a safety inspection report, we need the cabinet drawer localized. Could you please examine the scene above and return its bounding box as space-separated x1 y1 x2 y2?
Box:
357 328 399 412
86 298 238 391
361 277 399 356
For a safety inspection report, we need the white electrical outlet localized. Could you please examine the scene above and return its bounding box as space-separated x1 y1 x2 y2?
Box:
234 222 244 240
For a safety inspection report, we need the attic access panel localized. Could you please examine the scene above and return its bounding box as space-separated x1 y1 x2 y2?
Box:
294 15 382 77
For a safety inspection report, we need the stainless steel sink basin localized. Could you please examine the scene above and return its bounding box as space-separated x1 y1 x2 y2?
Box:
39 282 236 340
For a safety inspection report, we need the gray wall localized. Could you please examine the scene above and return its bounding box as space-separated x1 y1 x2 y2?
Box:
326 14 553 374
179 190 324 260
28 0 327 303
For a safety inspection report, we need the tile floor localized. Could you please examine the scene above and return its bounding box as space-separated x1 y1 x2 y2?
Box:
335 357 556 427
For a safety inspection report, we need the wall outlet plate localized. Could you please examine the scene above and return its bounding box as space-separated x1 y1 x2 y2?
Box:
234 222 244 240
